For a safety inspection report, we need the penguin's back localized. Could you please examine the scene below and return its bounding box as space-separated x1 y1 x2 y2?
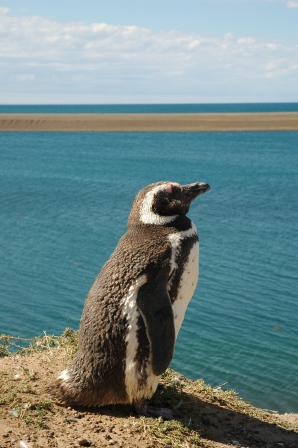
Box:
52 226 173 407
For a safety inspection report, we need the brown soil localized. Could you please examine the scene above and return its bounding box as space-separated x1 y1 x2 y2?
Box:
0 347 297 448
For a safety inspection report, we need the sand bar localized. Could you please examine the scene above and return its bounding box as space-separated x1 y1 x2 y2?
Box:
1 112 298 132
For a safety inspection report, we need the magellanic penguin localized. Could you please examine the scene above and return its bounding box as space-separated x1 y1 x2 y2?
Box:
50 181 210 409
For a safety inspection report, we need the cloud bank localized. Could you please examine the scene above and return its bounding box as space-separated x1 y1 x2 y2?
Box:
0 8 297 103
286 1 298 7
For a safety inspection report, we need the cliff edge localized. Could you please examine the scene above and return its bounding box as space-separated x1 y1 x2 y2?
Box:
0 330 297 448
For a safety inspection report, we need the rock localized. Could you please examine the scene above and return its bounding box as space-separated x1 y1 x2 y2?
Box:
66 418 78 424
9 409 19 418
19 442 30 448
77 438 91 447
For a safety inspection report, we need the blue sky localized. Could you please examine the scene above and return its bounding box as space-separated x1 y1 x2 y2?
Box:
1 0 298 103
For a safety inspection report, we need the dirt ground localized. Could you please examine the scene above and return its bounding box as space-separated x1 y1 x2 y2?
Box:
0 347 297 448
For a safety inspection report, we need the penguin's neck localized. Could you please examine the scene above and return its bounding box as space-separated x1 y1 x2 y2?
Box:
164 214 193 232
128 214 193 233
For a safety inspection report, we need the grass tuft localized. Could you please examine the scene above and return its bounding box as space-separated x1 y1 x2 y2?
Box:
0 327 78 358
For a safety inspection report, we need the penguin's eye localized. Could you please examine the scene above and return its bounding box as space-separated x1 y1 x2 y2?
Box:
162 197 171 205
152 188 182 216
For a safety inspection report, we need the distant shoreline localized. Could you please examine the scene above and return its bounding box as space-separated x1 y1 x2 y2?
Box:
1 112 298 131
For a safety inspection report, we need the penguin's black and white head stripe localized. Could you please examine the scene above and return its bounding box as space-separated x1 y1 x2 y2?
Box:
128 181 210 226
50 180 210 409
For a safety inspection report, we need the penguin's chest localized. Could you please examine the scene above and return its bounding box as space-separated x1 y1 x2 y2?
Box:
168 228 199 337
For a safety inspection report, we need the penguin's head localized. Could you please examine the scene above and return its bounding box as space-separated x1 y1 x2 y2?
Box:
129 181 210 226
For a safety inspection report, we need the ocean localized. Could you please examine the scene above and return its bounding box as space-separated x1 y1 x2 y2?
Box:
0 103 297 413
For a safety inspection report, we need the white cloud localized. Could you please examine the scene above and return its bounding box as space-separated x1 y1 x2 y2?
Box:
0 6 10 14
14 74 35 81
0 9 297 103
285 1 298 7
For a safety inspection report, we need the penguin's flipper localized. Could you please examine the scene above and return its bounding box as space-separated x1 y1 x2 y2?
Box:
137 275 175 376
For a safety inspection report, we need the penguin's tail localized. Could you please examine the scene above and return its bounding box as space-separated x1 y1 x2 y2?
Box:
48 367 88 406
48 362 130 407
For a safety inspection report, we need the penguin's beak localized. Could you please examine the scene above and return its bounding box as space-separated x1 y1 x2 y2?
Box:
182 182 210 202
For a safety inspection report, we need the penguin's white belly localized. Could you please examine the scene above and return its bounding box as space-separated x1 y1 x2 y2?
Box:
172 241 199 337
122 275 160 403
121 237 199 403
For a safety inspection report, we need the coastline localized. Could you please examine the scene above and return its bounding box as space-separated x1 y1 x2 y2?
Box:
1 112 298 131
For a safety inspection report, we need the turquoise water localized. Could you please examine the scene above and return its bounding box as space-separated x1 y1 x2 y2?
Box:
1 102 298 114
0 108 297 413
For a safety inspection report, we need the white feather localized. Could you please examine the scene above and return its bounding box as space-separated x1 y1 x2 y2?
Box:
140 184 178 225
172 241 199 336
121 274 160 402
57 369 70 382
168 222 199 337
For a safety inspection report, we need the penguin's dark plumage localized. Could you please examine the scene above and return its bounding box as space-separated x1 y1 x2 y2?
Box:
50 181 210 407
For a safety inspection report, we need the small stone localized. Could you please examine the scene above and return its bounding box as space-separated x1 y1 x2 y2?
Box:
8 409 19 418
48 431 55 438
77 438 91 447
19 442 30 448
66 418 78 424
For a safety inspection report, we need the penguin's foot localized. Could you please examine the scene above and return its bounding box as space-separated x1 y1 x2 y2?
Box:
134 400 173 420
147 406 174 420
134 399 148 416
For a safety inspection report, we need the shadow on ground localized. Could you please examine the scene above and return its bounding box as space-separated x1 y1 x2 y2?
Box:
73 383 298 448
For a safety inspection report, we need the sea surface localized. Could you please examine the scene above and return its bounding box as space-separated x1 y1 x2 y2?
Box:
0 103 297 413
1 102 298 114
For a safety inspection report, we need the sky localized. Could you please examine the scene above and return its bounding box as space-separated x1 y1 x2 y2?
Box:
0 0 298 104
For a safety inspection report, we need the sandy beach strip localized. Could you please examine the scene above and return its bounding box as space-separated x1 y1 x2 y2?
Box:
1 112 298 132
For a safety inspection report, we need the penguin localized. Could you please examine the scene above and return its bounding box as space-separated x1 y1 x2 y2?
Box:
50 180 210 410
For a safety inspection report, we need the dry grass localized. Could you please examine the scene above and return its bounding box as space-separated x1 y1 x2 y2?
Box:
0 329 297 448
